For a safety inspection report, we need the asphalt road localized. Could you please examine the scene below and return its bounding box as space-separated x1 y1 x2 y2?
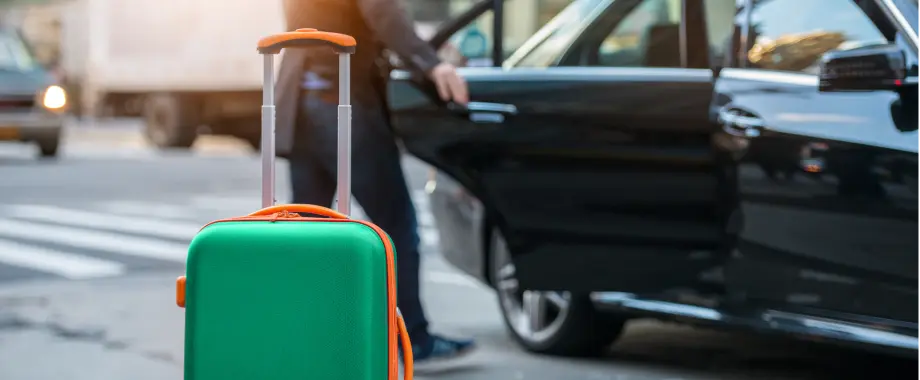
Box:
0 120 914 380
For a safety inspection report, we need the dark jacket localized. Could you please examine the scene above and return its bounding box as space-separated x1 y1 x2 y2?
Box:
274 0 441 156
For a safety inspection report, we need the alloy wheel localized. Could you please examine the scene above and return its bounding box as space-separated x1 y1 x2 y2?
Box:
492 232 572 344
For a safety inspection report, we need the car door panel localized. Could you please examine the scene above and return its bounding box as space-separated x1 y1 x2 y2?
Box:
389 0 733 294
714 69 918 322
390 61 730 293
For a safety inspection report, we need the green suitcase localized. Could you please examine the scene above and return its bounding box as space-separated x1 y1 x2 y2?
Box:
176 29 413 380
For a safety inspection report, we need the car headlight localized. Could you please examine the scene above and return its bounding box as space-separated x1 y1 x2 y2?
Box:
41 85 67 110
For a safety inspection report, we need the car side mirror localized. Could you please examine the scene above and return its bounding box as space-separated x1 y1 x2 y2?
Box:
818 43 907 92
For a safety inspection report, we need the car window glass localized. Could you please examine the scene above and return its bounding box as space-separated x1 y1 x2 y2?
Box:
746 0 889 74
704 0 739 66
511 0 609 68
0 32 36 71
593 0 682 67
436 0 577 67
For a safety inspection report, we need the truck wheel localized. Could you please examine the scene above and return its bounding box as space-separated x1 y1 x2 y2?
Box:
143 93 198 149
490 229 626 357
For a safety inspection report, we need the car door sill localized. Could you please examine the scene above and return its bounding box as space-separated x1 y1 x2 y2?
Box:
590 291 918 356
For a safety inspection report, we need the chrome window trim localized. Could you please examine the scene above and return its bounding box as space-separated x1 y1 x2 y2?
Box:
720 68 819 86
719 68 920 89
458 66 713 81
879 0 919 51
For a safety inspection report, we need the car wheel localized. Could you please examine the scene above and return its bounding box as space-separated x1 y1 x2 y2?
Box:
36 137 60 159
489 229 625 357
142 93 198 149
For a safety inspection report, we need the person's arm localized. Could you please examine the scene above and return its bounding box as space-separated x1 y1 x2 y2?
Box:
356 0 469 104
356 0 440 73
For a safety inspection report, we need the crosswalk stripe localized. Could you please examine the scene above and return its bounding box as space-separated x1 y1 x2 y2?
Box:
420 228 440 247
2 204 202 241
0 218 188 262
411 190 430 207
189 196 260 211
0 189 441 279
0 239 126 279
96 200 200 220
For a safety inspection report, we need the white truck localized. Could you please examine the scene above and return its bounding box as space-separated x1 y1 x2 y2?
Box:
53 0 285 148
11 0 453 149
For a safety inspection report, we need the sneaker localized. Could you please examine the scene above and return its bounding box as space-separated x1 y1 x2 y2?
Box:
409 335 476 367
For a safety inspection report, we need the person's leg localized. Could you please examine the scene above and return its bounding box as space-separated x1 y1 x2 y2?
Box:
301 89 475 361
288 92 336 207
299 91 429 340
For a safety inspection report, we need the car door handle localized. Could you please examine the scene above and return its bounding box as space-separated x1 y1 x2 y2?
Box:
718 108 764 138
448 101 518 123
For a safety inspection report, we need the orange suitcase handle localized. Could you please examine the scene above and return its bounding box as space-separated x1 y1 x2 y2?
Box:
247 204 349 219
257 28 356 54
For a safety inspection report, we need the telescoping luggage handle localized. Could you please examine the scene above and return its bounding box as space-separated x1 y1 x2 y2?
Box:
251 30 415 380
256 28 357 214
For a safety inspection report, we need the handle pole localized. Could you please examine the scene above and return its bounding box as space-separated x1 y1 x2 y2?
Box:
335 52 352 215
261 53 276 208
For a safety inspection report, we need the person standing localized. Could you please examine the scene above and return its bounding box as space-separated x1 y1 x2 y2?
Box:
273 0 475 365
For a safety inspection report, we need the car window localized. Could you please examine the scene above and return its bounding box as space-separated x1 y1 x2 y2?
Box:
435 0 577 67
745 0 889 74
507 0 610 68
590 0 683 67
0 31 37 71
704 0 740 66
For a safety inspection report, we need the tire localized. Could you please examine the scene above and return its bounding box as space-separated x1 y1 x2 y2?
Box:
142 93 198 149
36 137 60 159
489 229 626 357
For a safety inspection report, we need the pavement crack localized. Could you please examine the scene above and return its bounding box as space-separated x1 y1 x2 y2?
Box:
45 320 106 341
0 312 36 330
142 350 178 364
0 309 131 350
0 308 184 368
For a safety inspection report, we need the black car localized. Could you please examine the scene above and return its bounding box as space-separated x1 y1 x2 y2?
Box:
386 0 918 357
0 25 66 158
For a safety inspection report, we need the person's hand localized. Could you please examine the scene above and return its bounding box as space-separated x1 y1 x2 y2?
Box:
427 62 469 105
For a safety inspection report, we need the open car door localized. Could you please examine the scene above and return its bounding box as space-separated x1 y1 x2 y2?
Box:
389 0 734 295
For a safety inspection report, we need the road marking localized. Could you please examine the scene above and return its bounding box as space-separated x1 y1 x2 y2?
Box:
2 204 202 241
420 228 440 247
0 239 125 279
0 218 188 262
95 200 200 220
411 190 430 207
417 210 435 227
189 196 260 211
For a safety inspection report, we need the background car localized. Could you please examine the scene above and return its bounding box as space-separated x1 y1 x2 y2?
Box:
386 0 918 358
0 25 66 159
